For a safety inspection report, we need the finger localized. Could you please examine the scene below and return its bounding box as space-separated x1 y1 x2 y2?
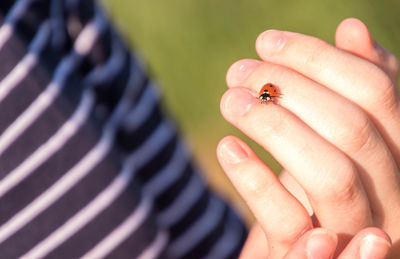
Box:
220 88 371 246
280 170 322 228
335 18 399 82
285 228 391 259
338 227 391 259
226 60 400 228
225 59 262 87
239 223 268 259
255 29 400 169
283 228 338 259
279 169 313 216
217 135 311 258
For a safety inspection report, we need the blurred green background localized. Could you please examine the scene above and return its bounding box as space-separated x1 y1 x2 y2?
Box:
101 0 400 223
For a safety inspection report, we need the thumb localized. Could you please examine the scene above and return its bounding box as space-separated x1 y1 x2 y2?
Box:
283 228 338 259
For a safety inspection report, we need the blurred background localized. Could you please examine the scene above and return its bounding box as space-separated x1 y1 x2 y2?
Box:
101 0 400 224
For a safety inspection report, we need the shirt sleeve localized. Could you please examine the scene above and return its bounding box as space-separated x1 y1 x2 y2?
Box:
0 0 247 258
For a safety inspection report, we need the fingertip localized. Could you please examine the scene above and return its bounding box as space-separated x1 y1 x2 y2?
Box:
336 18 370 39
255 30 289 60
220 89 235 119
226 59 261 87
217 136 250 166
220 88 259 120
356 227 392 244
217 135 242 159
255 30 267 58
217 135 233 156
335 18 373 46
306 228 338 259
359 229 392 259
335 17 373 52
339 227 391 259
284 228 337 259
218 135 254 158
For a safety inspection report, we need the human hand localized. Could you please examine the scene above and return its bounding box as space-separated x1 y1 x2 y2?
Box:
217 136 392 259
218 18 400 257
242 221 391 258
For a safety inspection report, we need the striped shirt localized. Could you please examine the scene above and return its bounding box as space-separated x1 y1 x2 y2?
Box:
0 0 247 258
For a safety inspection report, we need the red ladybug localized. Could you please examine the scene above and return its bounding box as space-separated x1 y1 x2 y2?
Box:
259 83 280 104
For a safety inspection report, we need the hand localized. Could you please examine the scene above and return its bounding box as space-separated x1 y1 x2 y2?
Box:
242 223 391 259
217 135 392 259
218 18 400 257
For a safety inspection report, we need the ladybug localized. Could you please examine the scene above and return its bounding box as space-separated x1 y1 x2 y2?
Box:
258 83 280 104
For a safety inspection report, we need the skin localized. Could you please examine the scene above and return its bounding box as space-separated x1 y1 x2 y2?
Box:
217 18 399 258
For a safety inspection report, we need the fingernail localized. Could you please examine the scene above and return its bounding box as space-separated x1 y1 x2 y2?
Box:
258 30 287 55
306 229 337 259
227 59 261 86
219 138 248 164
222 88 258 117
360 235 391 259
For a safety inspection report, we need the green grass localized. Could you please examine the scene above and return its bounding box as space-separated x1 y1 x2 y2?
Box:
100 0 400 218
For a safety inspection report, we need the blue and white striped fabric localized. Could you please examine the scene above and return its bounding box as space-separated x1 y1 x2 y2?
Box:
0 0 247 258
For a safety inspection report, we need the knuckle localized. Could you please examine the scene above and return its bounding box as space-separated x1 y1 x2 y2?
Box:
272 217 310 245
320 161 360 204
365 67 398 112
249 106 289 140
330 176 359 205
244 173 274 195
338 111 375 154
376 76 398 112
300 38 330 64
239 164 279 196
